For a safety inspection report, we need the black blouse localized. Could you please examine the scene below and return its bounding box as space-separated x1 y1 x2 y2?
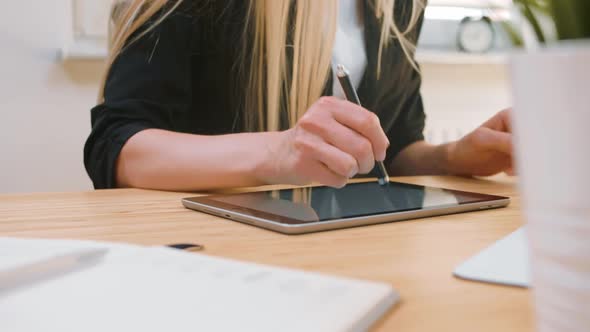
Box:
84 0 426 189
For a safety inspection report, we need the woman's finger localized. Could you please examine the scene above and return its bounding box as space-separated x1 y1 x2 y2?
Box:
316 97 389 161
473 127 513 155
293 131 358 179
309 162 350 188
300 118 375 174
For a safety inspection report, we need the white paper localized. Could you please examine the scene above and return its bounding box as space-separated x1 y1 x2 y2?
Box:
0 238 398 332
454 227 530 287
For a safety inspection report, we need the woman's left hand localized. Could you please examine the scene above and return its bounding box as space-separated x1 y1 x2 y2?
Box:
447 109 515 176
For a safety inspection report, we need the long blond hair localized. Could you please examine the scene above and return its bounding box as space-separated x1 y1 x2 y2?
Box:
103 0 425 131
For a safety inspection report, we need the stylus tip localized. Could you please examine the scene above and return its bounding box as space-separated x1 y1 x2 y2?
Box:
336 64 348 77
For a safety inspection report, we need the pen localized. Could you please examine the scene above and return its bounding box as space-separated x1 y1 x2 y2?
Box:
0 248 108 291
336 64 390 186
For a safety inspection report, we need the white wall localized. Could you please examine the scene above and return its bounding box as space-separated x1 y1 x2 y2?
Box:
0 0 104 194
0 1 512 194
421 62 511 144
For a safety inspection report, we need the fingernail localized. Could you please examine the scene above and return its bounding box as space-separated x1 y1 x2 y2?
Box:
348 167 358 178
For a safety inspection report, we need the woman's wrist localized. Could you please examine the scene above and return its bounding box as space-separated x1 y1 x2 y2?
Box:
389 140 456 176
438 142 457 175
419 142 456 175
250 130 290 185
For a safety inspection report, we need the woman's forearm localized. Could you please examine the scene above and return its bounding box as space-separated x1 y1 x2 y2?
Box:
392 111 516 177
389 140 452 176
116 129 280 191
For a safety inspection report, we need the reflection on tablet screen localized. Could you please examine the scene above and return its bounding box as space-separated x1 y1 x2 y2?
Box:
212 182 473 222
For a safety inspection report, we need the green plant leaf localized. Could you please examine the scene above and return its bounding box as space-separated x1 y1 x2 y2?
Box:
518 1 547 43
500 21 525 47
549 0 590 40
514 0 590 41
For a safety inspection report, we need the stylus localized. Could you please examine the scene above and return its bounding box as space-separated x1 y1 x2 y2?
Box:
336 64 390 186
0 248 107 291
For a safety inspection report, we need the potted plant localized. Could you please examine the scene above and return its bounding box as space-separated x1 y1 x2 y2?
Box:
513 0 590 42
509 1 590 331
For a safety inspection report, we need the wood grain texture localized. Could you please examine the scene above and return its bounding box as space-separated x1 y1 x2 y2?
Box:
0 176 532 332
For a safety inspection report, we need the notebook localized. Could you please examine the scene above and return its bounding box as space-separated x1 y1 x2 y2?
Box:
453 227 530 287
0 238 398 332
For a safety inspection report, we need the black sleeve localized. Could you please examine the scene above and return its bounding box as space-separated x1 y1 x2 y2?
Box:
384 10 426 166
384 69 426 166
83 9 195 189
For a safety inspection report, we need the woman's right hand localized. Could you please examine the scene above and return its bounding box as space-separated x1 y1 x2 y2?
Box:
260 96 390 188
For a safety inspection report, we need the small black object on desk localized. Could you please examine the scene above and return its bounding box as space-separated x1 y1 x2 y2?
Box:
167 243 204 252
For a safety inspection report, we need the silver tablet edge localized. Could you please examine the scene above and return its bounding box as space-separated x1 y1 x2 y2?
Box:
182 198 510 235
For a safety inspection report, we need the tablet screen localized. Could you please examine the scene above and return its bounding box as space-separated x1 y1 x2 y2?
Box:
191 182 506 225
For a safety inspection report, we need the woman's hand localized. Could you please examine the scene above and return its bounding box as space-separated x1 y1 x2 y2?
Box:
259 97 390 188
446 109 514 176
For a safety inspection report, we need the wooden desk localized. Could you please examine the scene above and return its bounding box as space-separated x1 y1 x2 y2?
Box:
0 176 532 331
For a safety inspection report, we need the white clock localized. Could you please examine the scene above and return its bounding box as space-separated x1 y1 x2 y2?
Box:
457 16 495 53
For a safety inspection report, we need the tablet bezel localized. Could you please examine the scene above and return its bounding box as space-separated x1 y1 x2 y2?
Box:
182 181 510 234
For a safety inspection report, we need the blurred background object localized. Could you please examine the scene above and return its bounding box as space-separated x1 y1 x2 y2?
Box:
0 0 517 193
418 0 514 54
509 1 590 330
418 0 514 150
0 0 107 194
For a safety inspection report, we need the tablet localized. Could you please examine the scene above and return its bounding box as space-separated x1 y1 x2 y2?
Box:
182 181 510 234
